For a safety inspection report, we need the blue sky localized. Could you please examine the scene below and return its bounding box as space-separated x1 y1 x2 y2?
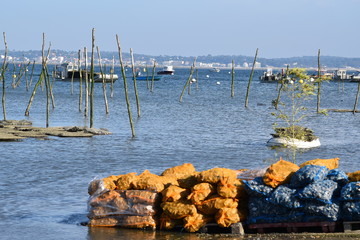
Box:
1 0 359 58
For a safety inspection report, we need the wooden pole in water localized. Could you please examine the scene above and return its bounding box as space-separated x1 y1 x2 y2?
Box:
231 59 235 97
316 49 321 113
245 48 258 108
71 58 75 95
180 58 196 102
353 79 360 114
110 56 115 98
130 48 141 117
78 49 83 112
116 34 135 137
274 65 288 110
150 60 156 92
84 47 89 117
1 32 8 120
90 28 95 128
96 46 109 114
28 60 35 91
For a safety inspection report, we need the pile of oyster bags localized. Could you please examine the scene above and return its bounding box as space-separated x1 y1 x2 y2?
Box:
87 163 248 232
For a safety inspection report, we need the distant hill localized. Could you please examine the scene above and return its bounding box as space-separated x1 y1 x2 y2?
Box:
2 50 360 69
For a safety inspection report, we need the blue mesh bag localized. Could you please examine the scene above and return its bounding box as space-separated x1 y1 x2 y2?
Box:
341 182 360 201
290 165 328 188
243 177 273 197
297 180 338 204
266 185 303 209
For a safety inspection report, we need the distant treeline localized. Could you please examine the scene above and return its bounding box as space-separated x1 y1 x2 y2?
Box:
1 49 360 68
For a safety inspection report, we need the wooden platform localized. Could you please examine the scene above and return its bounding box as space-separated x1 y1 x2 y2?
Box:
248 222 338 234
344 221 360 233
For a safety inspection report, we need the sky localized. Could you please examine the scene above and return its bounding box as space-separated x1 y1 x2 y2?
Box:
0 0 359 58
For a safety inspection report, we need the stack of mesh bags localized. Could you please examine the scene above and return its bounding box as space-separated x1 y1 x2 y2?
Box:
87 168 178 229
159 165 248 232
341 171 360 221
244 158 346 224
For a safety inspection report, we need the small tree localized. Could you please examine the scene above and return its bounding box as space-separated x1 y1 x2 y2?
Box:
271 68 317 143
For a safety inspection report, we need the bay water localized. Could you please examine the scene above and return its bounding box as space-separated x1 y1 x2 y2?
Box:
1 66 359 239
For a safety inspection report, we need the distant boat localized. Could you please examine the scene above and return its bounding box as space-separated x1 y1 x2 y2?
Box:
133 75 162 81
53 62 118 83
210 67 220 73
259 68 282 82
157 66 174 75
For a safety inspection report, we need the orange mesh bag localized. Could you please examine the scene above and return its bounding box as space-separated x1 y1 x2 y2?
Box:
131 170 165 192
88 190 121 208
215 208 241 228
161 163 196 179
88 179 103 196
161 201 197 219
88 215 156 229
161 185 189 202
115 172 138 190
217 178 247 199
263 159 300 188
196 196 238 215
102 175 119 190
178 173 199 189
197 168 238 184
124 190 160 205
183 212 213 232
188 183 215 204
299 158 340 170
159 213 183 230
347 170 360 182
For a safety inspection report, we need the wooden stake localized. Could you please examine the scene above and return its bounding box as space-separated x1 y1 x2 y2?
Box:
245 48 258 108
116 34 135 137
84 47 89 117
231 59 235 97
130 48 141 117
316 49 321 113
180 58 196 102
151 60 156 92
97 46 109 114
78 49 83 112
1 32 8 120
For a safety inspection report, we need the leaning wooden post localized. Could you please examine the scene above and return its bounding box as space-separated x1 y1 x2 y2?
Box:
316 49 321 113
116 34 135 137
180 58 196 102
96 46 109 114
1 32 8 120
231 59 235 97
150 60 156 92
90 28 95 128
245 48 258 108
28 60 35 90
130 48 141 117
71 58 75 95
78 49 83 112
84 47 89 117
353 79 360 113
110 56 115 98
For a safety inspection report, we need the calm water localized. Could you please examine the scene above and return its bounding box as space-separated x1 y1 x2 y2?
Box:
1 66 360 239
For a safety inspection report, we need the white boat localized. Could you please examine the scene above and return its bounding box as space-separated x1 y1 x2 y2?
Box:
157 66 174 75
53 62 118 83
259 68 282 82
210 68 220 73
267 137 321 149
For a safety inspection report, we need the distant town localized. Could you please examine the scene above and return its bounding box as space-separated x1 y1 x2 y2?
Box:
1 49 360 70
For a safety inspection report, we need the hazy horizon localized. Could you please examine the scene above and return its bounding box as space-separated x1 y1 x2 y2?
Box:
1 0 359 59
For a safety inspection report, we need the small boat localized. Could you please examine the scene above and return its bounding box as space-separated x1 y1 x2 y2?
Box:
210 67 220 73
259 68 283 82
133 75 162 81
157 66 174 75
53 62 118 83
333 69 360 82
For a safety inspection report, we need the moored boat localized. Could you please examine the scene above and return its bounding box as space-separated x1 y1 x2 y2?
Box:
157 66 174 75
53 62 118 83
